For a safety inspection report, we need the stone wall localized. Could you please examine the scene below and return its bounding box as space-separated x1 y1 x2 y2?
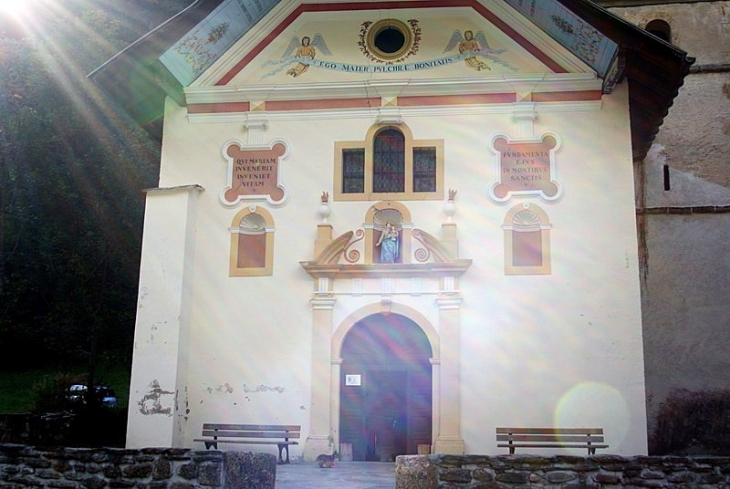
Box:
395 454 730 488
0 445 276 489
596 0 730 452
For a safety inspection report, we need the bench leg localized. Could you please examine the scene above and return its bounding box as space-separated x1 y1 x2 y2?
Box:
204 442 218 450
277 444 290 464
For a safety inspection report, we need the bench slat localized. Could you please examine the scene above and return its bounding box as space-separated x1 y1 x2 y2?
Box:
498 443 608 449
202 424 300 432
497 434 604 443
201 430 301 439
197 423 302 464
194 439 299 446
496 427 608 455
496 428 603 435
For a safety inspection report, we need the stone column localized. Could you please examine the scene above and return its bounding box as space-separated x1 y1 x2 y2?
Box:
303 294 337 460
433 295 464 454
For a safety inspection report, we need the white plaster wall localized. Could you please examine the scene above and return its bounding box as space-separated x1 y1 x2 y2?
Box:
128 78 646 455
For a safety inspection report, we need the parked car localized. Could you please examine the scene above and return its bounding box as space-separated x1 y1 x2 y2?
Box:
68 384 118 408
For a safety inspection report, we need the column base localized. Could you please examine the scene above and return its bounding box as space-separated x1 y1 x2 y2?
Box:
303 436 336 462
433 436 465 455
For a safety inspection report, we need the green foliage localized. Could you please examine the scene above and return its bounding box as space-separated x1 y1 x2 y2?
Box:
0 0 191 373
650 389 730 455
31 372 79 413
0 362 130 413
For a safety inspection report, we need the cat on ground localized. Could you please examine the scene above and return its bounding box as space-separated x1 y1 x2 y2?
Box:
315 451 339 468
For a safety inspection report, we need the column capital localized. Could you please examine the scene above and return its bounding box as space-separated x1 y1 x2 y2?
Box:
436 295 462 310
311 296 337 310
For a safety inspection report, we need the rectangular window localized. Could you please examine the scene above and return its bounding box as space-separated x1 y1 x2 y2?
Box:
413 147 437 192
342 149 365 193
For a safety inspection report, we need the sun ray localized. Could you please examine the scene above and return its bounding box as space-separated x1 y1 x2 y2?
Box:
0 0 32 18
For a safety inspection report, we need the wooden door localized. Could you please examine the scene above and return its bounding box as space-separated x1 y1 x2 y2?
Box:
339 313 432 461
365 370 407 461
406 370 432 454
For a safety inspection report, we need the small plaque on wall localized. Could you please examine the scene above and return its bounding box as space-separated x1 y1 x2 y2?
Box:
345 375 361 386
488 133 562 202
220 139 289 207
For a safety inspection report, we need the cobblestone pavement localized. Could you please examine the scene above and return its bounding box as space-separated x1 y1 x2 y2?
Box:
275 461 395 488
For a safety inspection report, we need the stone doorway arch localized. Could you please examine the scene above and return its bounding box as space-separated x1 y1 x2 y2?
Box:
339 313 433 461
303 298 464 460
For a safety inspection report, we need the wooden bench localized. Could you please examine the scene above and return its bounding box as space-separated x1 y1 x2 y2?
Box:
194 424 300 464
496 427 608 455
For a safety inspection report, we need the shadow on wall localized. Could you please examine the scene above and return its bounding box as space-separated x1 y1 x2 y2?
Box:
650 389 730 455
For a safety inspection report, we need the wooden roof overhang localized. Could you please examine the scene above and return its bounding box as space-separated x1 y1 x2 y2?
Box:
88 0 694 161
556 0 694 159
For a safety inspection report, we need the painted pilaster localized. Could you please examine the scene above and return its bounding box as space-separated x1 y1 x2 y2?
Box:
126 185 202 449
303 294 337 461
330 359 343 454
314 224 333 259
433 295 465 454
441 222 459 259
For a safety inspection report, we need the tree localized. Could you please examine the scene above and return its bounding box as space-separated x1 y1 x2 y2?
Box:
0 0 191 373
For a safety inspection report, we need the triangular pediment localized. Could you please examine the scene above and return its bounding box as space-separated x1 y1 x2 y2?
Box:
182 0 597 93
89 0 693 159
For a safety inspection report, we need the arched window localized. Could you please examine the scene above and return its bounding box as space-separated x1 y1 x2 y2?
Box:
373 129 405 193
503 203 551 275
645 19 671 43
229 206 274 276
335 124 443 201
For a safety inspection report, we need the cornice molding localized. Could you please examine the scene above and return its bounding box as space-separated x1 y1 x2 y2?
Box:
299 260 473 280
185 74 601 105
186 99 601 124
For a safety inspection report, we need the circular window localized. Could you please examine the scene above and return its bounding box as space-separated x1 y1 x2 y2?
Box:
366 19 412 61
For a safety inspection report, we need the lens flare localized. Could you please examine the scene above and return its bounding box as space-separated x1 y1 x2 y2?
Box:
555 381 629 450
0 0 30 17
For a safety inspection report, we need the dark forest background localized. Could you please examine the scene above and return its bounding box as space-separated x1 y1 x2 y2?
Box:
0 0 191 408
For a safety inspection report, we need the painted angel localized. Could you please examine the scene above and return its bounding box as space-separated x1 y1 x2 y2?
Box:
281 34 332 77
443 29 494 71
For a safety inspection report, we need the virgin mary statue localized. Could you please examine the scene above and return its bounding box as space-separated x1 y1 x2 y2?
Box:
376 223 399 263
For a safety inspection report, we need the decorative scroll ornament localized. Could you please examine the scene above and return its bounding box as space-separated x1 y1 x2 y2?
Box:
313 230 364 265
344 230 365 263
412 228 456 263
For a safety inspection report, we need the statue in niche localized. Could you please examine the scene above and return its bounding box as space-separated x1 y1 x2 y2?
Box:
376 222 400 263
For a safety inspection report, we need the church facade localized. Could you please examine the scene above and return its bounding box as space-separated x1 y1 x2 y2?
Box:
91 0 691 459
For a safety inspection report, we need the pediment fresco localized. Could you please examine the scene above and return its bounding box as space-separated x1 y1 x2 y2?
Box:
188 3 593 87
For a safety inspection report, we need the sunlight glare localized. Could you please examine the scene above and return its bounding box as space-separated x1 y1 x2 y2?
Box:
0 0 31 17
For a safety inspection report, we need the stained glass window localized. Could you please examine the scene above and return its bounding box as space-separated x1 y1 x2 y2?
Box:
373 129 405 193
342 148 365 193
413 147 436 192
